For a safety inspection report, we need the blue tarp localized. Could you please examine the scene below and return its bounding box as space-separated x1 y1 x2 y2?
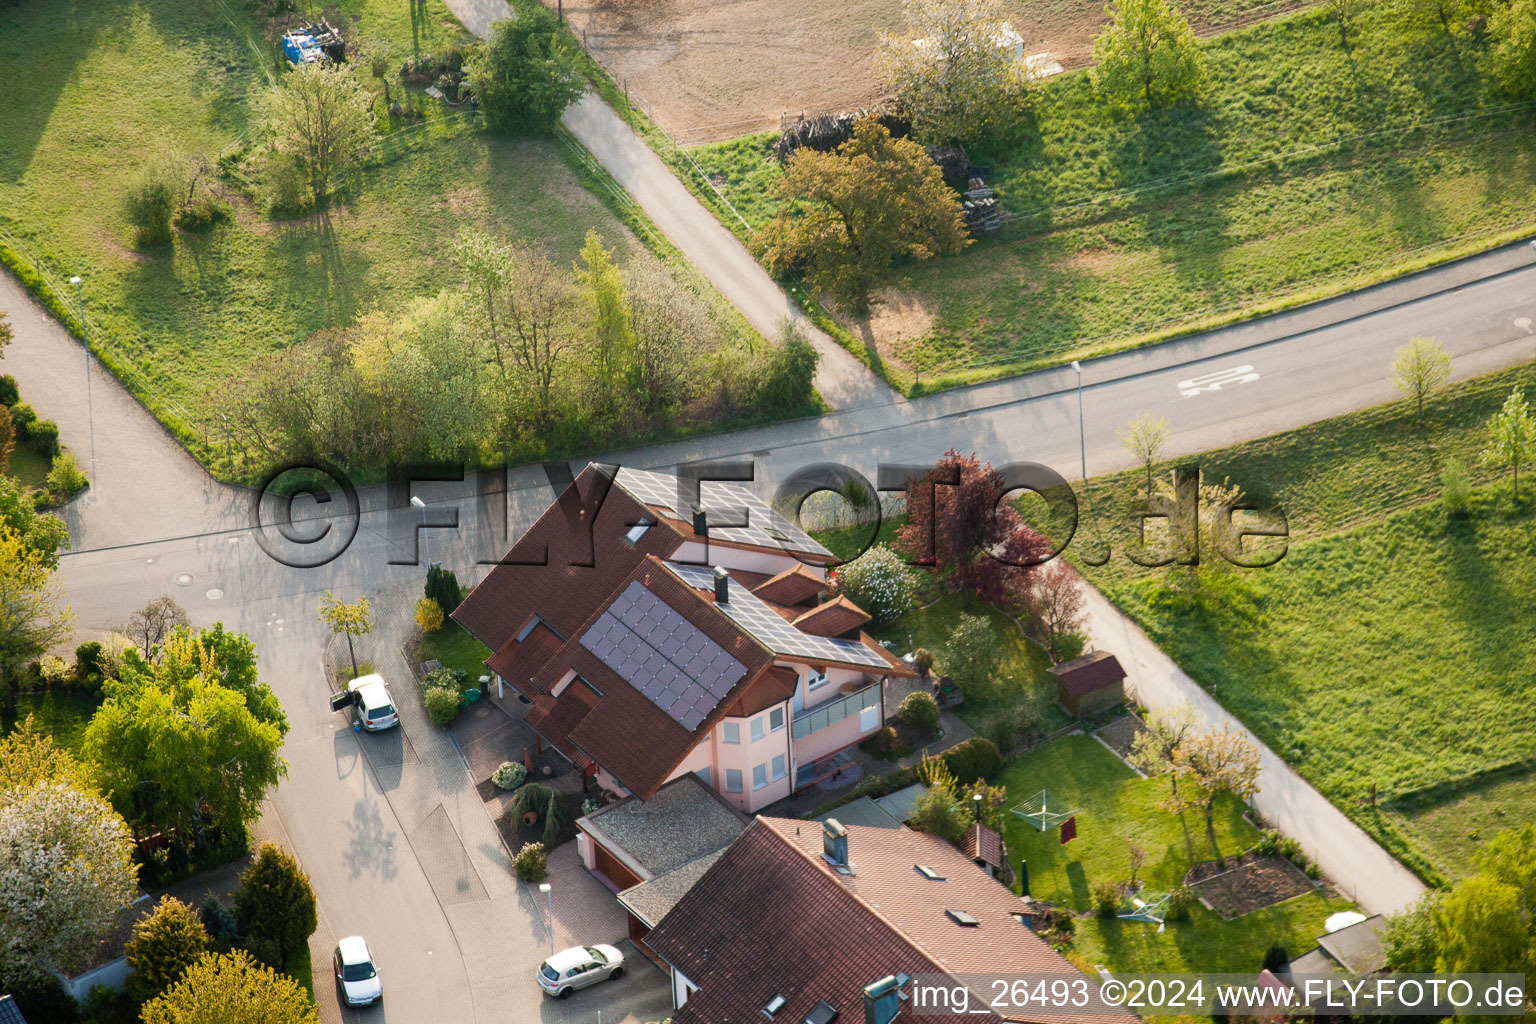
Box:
282 32 323 65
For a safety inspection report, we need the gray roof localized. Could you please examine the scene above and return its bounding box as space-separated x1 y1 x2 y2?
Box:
0 995 26 1024
580 579 749 730
874 783 929 824
578 774 748 879
1317 914 1387 974
666 562 891 669
1282 947 1341 979
614 466 832 558
813 796 905 831
619 848 729 927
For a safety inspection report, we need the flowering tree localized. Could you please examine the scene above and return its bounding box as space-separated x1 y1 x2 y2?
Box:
0 782 138 983
834 544 917 625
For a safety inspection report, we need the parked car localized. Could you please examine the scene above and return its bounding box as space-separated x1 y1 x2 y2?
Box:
536 944 625 998
347 674 399 732
334 935 382 1006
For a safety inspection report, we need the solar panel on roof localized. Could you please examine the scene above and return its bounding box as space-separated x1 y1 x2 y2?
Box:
613 467 832 558
665 563 890 669
580 580 748 730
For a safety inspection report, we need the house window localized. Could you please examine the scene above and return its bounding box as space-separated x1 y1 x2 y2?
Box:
725 768 743 793
722 722 740 744
624 519 653 545
806 670 829 691
771 755 786 781
769 707 785 732
750 716 765 742
752 763 768 790
695 766 711 786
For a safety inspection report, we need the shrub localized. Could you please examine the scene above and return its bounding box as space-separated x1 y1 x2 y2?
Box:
175 190 230 232
909 784 968 845
234 843 317 960
1051 631 1088 664
467 7 583 133
1305 861 1321 879
896 690 941 737
198 893 238 943
492 760 527 791
1093 880 1121 918
79 985 135 1024
1440 458 1472 516
0 375 18 407
124 164 178 247
10 974 79 1024
28 418 60 457
835 544 917 625
942 736 1003 784
513 841 548 881
861 726 902 759
912 647 934 675
262 151 309 214
425 685 460 725
422 666 458 693
1254 828 1281 857
415 596 444 633
582 797 600 816
753 326 820 412
1278 836 1303 862
39 653 72 686
985 703 1042 754
1164 886 1194 921
425 564 463 615
75 640 104 678
46 451 87 500
8 401 35 436
125 896 209 1003
943 614 1002 701
1262 942 1290 972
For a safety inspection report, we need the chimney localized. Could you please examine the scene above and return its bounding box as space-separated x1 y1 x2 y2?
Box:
692 506 708 536
822 818 849 871
863 976 906 1024
712 565 730 604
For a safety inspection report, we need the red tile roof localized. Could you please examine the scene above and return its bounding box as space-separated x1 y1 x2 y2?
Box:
752 563 826 606
1047 651 1127 696
647 817 1139 1024
793 595 873 638
963 822 1004 868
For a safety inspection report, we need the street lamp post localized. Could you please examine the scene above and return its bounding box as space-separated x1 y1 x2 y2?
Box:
410 495 430 569
68 276 96 490
539 882 554 953
1070 360 1086 484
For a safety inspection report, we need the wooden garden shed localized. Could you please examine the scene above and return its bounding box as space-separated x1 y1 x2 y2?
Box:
1049 650 1127 717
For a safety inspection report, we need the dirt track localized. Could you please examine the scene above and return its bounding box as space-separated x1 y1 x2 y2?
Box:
539 0 1306 142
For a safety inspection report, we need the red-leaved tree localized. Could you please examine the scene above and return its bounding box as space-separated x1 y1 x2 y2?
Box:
895 450 1049 606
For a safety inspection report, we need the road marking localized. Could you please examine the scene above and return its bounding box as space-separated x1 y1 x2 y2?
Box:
1178 364 1260 397
1514 316 1532 334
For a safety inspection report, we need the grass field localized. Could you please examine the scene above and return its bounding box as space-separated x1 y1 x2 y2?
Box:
0 0 757 472
1 688 101 752
417 620 492 682
686 2 1536 389
1002 735 1351 979
1067 364 1536 883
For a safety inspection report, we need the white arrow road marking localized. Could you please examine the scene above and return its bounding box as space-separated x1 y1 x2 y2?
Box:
1514 316 1532 333
1178 364 1260 397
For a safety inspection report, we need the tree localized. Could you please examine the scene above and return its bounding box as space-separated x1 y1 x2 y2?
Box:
425 564 464 616
575 229 638 408
140 951 318 1024
1174 723 1262 834
415 596 444 632
1020 561 1085 663
261 60 377 203
0 476 67 568
1128 702 1198 806
1324 0 1366 49
624 257 707 422
1384 892 1443 973
1479 387 1536 502
0 525 74 698
0 715 93 793
896 449 1049 605
319 591 373 677
1090 0 1206 110
0 782 138 984
1489 0 1536 98
1391 337 1452 426
1117 411 1171 495
875 0 1033 145
910 782 969 845
834 544 917 625
467 6 583 134
942 613 1002 700
1435 874 1532 977
122 596 191 660
234 844 317 961
123 157 179 247
84 661 288 849
755 118 970 315
126 897 209 1004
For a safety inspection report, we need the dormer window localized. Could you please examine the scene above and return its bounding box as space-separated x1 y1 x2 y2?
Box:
624 519 653 545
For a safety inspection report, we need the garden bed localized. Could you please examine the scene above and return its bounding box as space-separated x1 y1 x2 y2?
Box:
1094 713 1147 763
494 789 586 851
1187 852 1315 919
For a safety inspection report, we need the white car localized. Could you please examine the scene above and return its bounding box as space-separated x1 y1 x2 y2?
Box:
536 944 625 998
333 935 382 1006
347 674 399 731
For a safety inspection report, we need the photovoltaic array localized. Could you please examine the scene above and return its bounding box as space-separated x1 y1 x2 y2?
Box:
614 467 832 558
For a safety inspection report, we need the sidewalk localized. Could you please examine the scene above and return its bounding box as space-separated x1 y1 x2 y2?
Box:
1076 579 1427 917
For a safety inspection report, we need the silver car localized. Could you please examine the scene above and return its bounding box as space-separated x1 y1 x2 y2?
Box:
535 944 625 998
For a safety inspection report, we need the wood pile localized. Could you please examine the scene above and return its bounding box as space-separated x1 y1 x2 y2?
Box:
776 106 912 163
963 175 1003 235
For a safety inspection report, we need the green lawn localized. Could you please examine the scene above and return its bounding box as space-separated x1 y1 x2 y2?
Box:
1066 365 1536 883
417 620 491 683
686 2 1536 389
1386 764 1536 883
0 0 755 474
1 688 101 751
1002 735 1350 979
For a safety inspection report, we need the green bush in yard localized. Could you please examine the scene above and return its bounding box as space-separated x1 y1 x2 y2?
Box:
425 564 463 616
1163 885 1194 921
123 163 178 247
27 418 59 457
895 690 941 737
468 7 582 134
513 841 548 881
1093 880 1121 918
125 896 208 1004
0 375 18 407
942 735 1003 784
46 452 87 501
425 685 460 726
233 843 316 961
943 614 1002 701
492 760 527 790
1439 458 1472 516
835 544 917 625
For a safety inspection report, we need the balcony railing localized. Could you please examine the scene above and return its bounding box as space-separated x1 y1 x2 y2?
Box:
791 680 880 741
